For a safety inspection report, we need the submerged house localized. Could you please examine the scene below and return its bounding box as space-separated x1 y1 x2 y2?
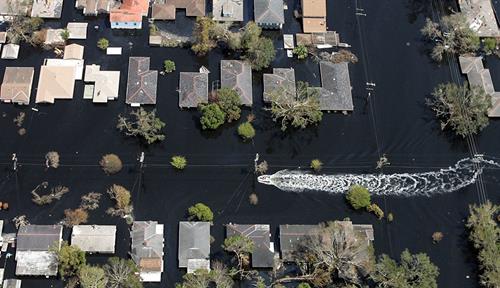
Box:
263 68 296 103
178 72 208 108
3 279 21 288
254 0 284 29
220 60 253 106
318 61 353 112
35 66 77 103
1 44 20 60
71 225 116 253
31 0 63 18
84 64 120 103
15 225 63 276
301 0 327 33
458 0 500 38
178 222 210 273
213 0 243 22
131 221 164 282
76 0 117 15
126 57 158 106
0 67 34 105
110 0 149 29
226 224 274 268
152 0 205 20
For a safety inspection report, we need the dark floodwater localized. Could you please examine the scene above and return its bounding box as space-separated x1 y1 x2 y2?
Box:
0 0 499 287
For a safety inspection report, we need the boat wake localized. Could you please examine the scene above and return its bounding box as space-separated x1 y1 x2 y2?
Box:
257 157 500 196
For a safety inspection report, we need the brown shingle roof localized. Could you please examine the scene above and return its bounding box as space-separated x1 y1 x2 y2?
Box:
0 67 34 104
152 3 176 20
126 57 158 105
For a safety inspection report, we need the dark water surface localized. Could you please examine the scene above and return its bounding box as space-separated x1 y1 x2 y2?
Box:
0 0 499 287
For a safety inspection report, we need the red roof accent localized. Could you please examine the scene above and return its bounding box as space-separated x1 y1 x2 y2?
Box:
110 0 148 23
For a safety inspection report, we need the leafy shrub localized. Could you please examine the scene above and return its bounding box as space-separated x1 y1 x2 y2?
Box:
367 203 384 219
100 154 123 174
188 203 214 222
200 103 225 130
310 159 323 172
293 45 308 59
63 208 88 227
238 122 255 140
55 242 86 279
216 88 241 122
164 60 176 73
97 38 109 50
346 185 370 210
171 156 187 170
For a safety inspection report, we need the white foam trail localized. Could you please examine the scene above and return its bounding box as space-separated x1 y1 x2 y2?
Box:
257 158 500 196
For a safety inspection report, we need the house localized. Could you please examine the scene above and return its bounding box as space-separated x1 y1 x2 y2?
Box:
263 68 296 103
1 44 20 60
178 222 210 273
301 0 326 33
213 0 243 22
296 31 340 47
220 60 253 106
84 64 120 103
31 0 63 18
0 67 34 105
126 57 158 106
44 58 84 80
64 44 85 60
151 3 176 20
76 0 117 15
459 56 500 117
110 0 149 29
15 225 63 276
35 66 76 103
131 221 164 282
318 61 353 111
226 224 274 268
71 225 116 253
0 0 30 16
283 34 294 49
458 0 500 37
178 72 208 108
0 32 6 43
152 0 205 20
254 0 284 29
44 29 65 46
3 279 21 288
67 22 88 40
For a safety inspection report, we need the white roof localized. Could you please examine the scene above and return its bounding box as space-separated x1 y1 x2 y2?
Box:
283 34 294 49
67 22 88 39
139 271 162 282
71 225 117 253
44 29 65 45
44 59 84 80
84 64 120 102
187 259 210 274
106 47 122 55
15 251 58 276
1 44 19 59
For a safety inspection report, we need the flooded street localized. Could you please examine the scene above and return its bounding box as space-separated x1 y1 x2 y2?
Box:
0 0 499 287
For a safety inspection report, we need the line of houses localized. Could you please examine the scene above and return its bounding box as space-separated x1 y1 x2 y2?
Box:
1 56 354 113
2 220 373 285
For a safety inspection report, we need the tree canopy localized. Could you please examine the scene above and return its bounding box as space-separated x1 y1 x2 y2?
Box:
55 242 86 279
427 82 491 137
104 257 143 288
79 265 108 288
199 103 226 130
216 88 242 122
117 108 166 144
346 185 371 210
188 203 214 222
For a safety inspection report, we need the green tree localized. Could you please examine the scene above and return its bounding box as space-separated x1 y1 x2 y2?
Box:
223 235 254 270
346 185 371 210
79 265 108 288
244 37 276 70
6 16 43 45
372 249 439 288
60 29 70 41
199 103 226 130
97 38 109 50
483 38 497 55
171 155 187 170
191 16 216 56
237 122 255 140
421 13 479 62
117 108 166 144
427 82 491 137
55 242 86 279
188 203 214 222
310 159 323 172
104 257 142 288
297 283 311 288
466 201 500 288
268 81 323 131
216 88 241 122
163 60 176 73
241 22 262 50
293 45 308 59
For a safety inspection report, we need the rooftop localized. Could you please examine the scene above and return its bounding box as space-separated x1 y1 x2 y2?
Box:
319 61 353 111
3 279 21 288
71 225 117 253
0 0 30 16
179 72 209 108
1 44 19 60
66 22 88 40
178 221 210 268
263 68 296 103
254 0 284 26
31 0 63 18
220 60 253 106
64 44 85 60
44 29 65 45
302 0 326 17
35 65 76 104
458 0 500 37
152 3 176 20
213 0 244 22
84 64 121 103
169 0 205 17
131 221 164 281
226 224 274 268
0 67 34 105
126 57 158 105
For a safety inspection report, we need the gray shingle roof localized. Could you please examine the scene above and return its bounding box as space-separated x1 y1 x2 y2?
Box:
178 222 210 268
319 61 353 111
279 224 318 262
179 72 208 108
254 0 284 26
131 221 164 272
71 225 116 253
17 225 62 251
126 57 158 105
226 224 274 268
263 68 296 103
220 60 253 106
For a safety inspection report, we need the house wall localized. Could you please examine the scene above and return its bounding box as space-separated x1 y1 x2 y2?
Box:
111 21 142 29
256 22 282 29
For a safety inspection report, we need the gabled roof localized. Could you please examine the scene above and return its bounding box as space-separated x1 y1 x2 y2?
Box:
17 225 63 251
0 67 34 104
35 66 76 103
179 72 208 108
1 44 20 59
131 221 164 272
279 224 318 262
263 68 296 103
319 61 353 111
226 224 274 268
254 0 284 25
64 44 85 60
178 222 210 268
126 57 158 105
71 225 117 253
220 60 253 106
152 3 176 20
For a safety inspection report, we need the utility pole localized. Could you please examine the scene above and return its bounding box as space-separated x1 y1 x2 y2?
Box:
254 153 259 172
11 154 17 171
138 152 145 170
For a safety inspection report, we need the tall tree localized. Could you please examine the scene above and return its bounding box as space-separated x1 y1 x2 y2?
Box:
103 257 142 288
79 265 108 288
117 108 166 144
